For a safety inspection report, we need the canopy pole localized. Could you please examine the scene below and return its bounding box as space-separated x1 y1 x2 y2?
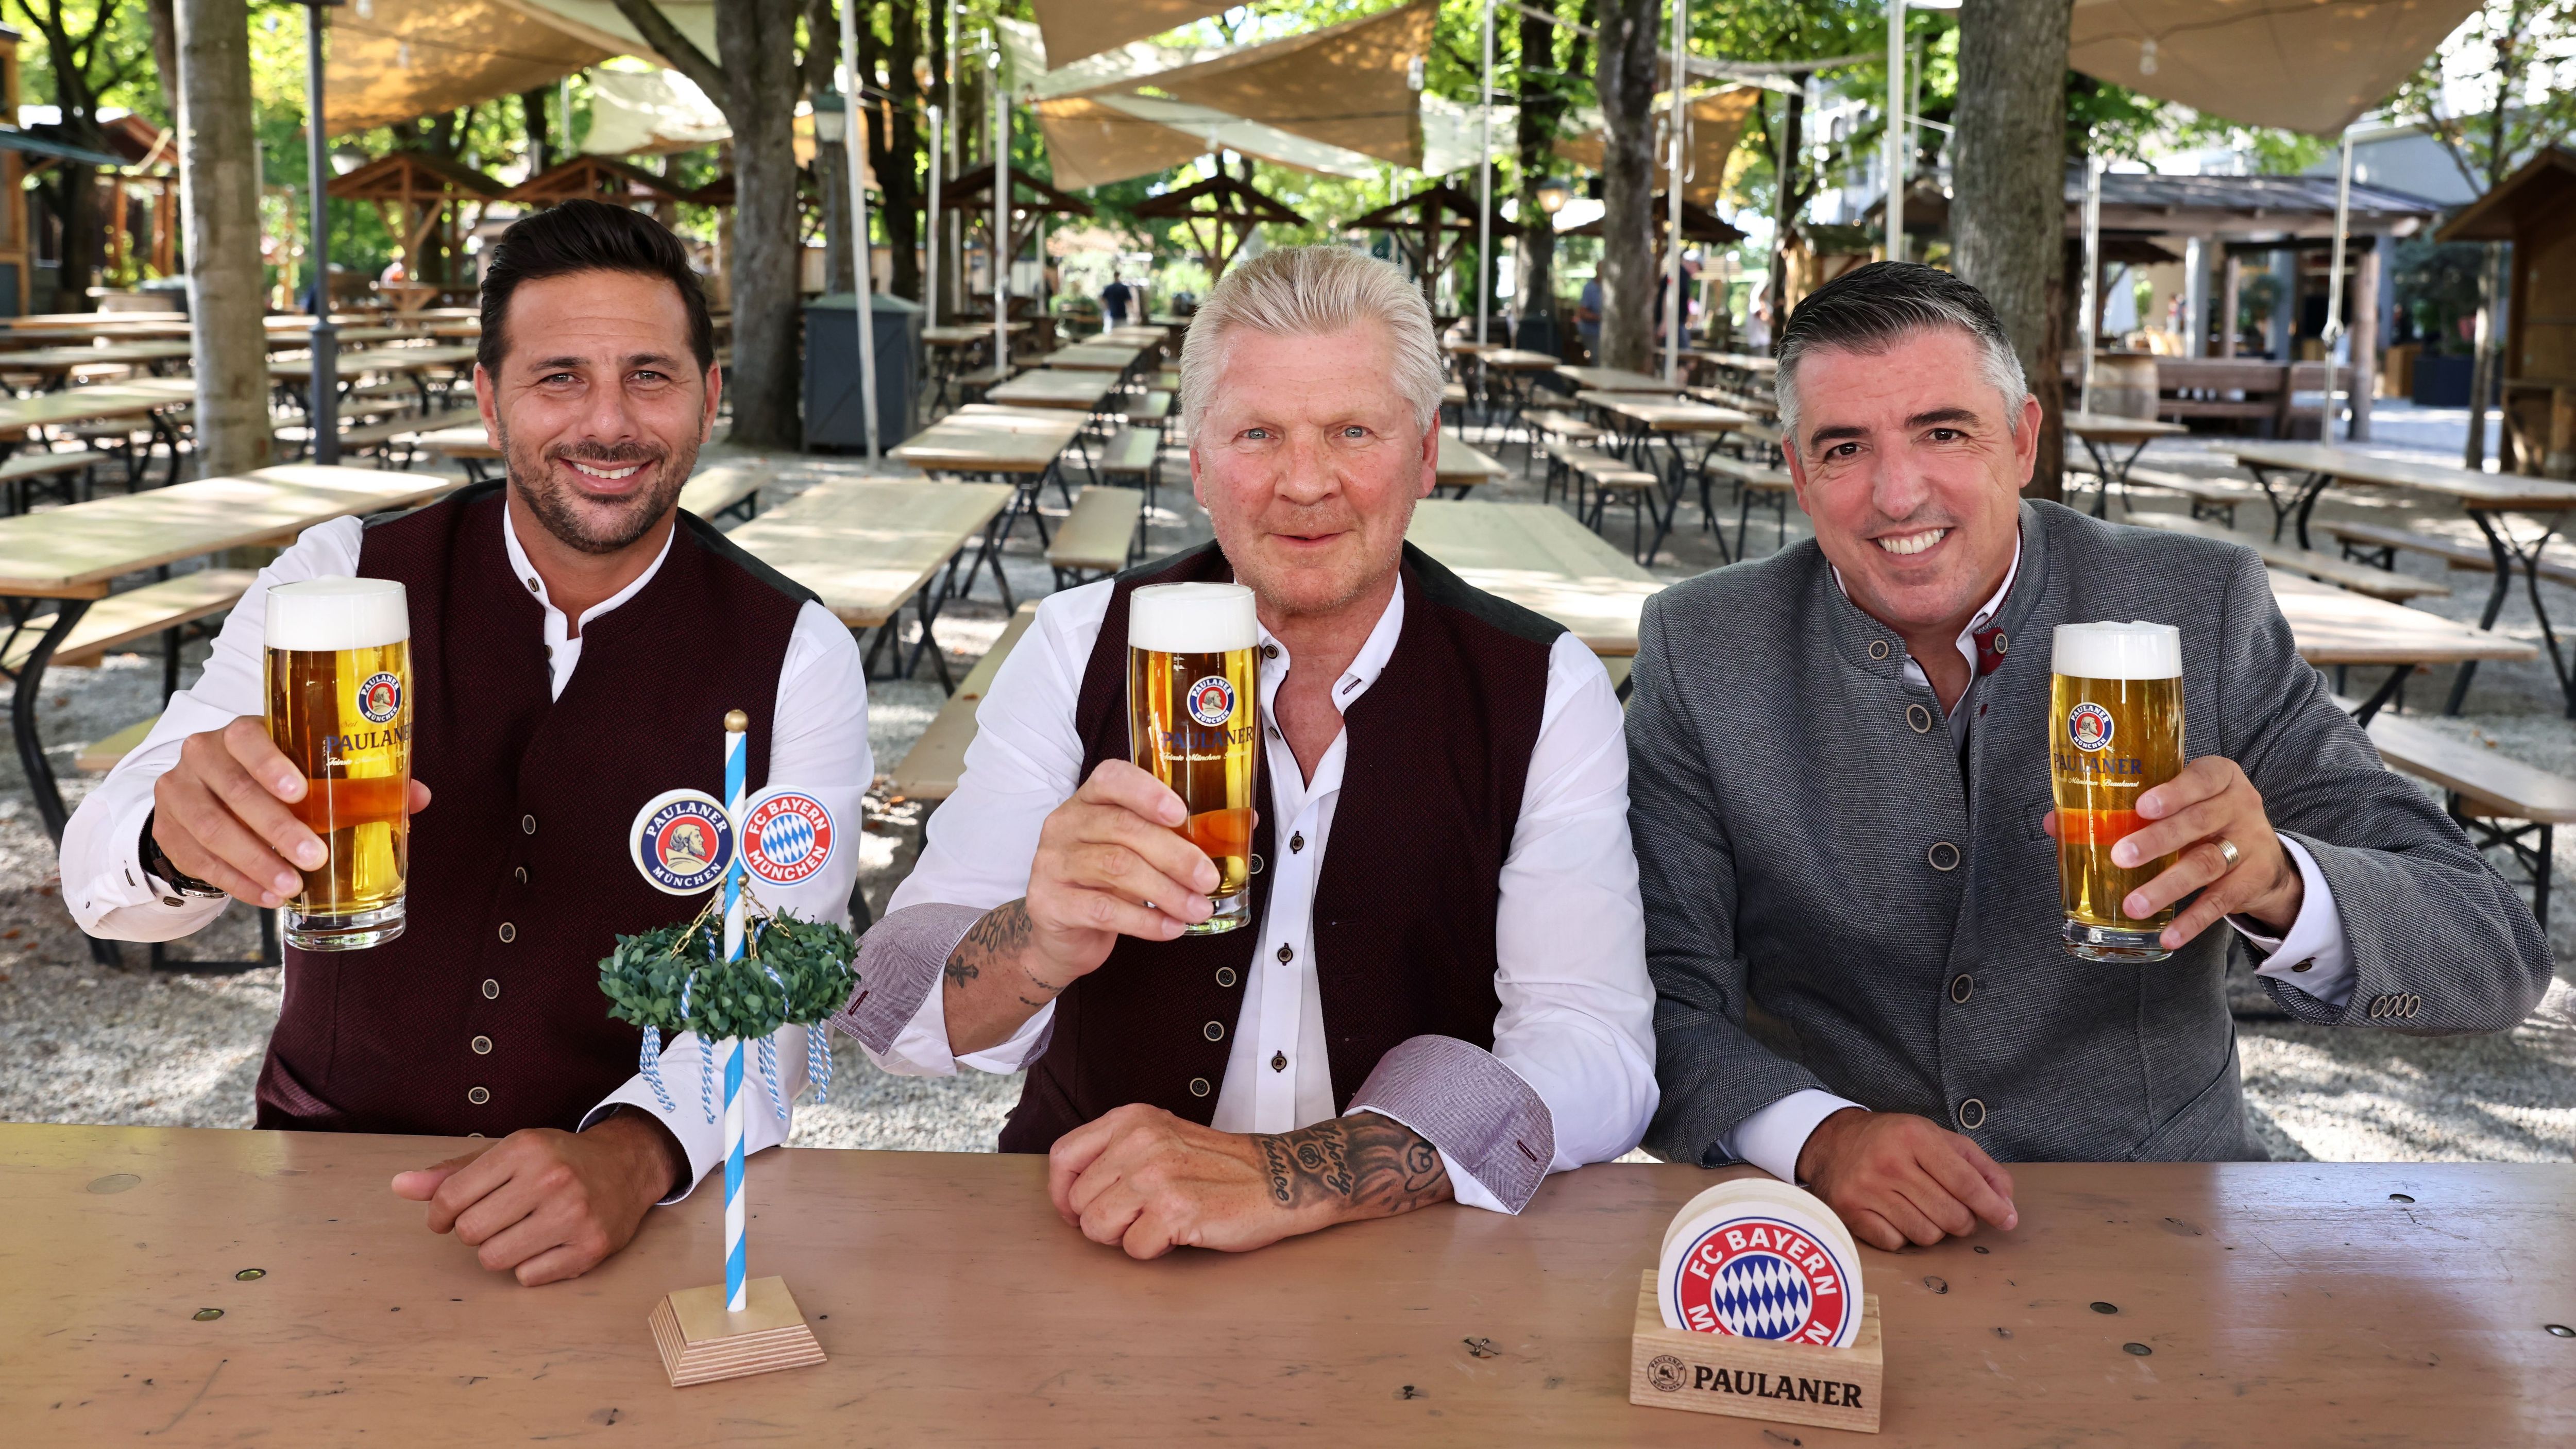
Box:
1662 0 1686 384
2320 127 2354 441
924 103 942 326
840 7 880 459
2078 149 2102 416
1884 0 1904 263
1477 0 1494 348
990 40 1007 379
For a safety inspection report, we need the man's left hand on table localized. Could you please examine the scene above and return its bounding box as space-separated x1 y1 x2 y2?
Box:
390 1111 684 1286
2043 754 2304 949
1048 1105 1454 1260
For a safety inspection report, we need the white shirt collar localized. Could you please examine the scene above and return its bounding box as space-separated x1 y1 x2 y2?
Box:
1258 575 1405 710
500 503 675 634
1831 530 2023 683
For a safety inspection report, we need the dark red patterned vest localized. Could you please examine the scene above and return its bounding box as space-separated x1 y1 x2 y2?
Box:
995 540 1562 1152
254 483 812 1136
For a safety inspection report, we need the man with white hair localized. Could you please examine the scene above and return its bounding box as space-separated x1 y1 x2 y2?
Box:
1631 262 2549 1252
835 246 1656 1257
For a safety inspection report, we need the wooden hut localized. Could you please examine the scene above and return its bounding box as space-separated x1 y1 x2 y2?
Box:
1344 182 1488 311
1131 175 1303 280
326 151 510 309
505 156 692 218
2440 148 2576 478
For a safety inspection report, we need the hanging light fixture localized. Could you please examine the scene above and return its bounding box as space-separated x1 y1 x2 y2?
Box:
1536 177 1572 215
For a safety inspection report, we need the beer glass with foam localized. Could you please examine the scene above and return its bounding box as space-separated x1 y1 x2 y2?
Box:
2051 621 2184 962
1128 582 1259 934
264 577 412 951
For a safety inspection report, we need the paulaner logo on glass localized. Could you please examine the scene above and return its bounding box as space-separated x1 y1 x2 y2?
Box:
2056 702 2146 782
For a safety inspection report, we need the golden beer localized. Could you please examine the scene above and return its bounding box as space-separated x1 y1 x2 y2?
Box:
264 577 412 951
1127 582 1259 934
2051 621 2184 962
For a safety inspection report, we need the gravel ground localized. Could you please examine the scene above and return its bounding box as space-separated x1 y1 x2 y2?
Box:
3 411 2571 1168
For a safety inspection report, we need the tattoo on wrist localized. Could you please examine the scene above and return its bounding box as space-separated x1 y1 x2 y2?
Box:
945 899 1033 992
1252 1112 1450 1217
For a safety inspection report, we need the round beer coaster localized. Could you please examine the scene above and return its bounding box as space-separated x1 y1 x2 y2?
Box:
1661 1207 1863 1347
1663 1177 1859 1267
629 789 734 896
740 788 835 888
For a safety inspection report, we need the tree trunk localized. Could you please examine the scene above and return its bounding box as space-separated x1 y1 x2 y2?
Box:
1768 89 1803 327
1592 0 1657 372
145 0 180 120
521 87 552 175
1953 0 2070 501
2465 242 2503 470
871 0 924 304
719 0 810 449
176 0 269 477
1512 0 1563 339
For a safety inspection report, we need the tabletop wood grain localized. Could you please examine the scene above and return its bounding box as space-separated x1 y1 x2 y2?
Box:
1555 365 1681 394
0 465 458 598
4 1125 2570 1445
2267 568 2540 667
724 478 1012 627
1408 500 1660 655
984 369 1116 411
2230 444 2576 512
890 407 1086 475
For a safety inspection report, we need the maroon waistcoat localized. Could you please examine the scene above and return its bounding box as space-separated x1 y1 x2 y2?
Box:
255 483 812 1137
994 541 1562 1152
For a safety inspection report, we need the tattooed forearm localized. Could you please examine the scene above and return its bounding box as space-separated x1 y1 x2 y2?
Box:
945 899 1032 992
1252 1112 1452 1220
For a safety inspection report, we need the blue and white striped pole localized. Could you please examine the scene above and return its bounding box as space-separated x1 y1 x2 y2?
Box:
720 708 750 1313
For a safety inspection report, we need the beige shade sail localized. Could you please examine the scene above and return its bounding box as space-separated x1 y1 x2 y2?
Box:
1029 0 1239 71
1556 87 1759 206
1114 0 1437 167
1035 97 1214 190
495 0 717 56
2069 0 2484 136
579 64 730 155
323 1 716 139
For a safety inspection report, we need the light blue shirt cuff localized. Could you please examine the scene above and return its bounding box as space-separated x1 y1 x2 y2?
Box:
1721 1088 1864 1186
2230 836 2356 1011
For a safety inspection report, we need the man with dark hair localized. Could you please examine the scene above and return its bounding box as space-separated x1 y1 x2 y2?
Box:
1630 261 2549 1252
61 199 873 1285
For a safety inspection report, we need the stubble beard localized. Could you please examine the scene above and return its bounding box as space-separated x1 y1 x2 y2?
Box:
497 413 702 556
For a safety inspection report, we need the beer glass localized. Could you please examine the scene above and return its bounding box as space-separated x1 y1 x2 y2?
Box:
264 577 413 951
1128 582 1259 934
2051 621 2184 962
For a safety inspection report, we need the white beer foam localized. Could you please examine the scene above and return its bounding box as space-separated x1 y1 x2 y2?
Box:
2052 620 2180 680
1130 582 1257 653
265 576 410 651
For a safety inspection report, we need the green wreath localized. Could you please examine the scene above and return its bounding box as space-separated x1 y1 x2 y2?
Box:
597 901 858 1043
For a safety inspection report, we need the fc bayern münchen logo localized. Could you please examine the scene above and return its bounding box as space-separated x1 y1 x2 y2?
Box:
741 790 835 887
1187 675 1236 727
1667 1214 1855 1347
2066 701 2116 753
629 789 734 896
356 672 403 725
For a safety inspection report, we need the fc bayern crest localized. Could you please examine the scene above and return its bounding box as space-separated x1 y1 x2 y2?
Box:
630 789 735 896
740 789 835 888
1667 1214 1857 1348
356 672 403 725
2066 701 2116 752
1187 675 1236 727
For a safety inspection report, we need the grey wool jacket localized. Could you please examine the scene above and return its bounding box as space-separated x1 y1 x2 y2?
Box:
1630 499 2552 1167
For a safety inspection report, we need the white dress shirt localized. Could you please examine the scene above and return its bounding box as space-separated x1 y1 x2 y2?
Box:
59 504 874 1200
1733 541 2356 1185
867 574 1659 1212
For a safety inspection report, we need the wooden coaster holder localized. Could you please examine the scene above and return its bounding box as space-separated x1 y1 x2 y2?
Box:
647 1275 827 1387
1627 1270 1883 1433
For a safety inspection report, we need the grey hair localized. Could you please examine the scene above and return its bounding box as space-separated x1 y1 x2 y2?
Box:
1772 261 2030 446
1178 245 1445 441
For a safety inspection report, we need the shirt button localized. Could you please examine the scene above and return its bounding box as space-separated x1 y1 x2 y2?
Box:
2290 959 2314 973
1290 832 1304 853
525 578 539 594
498 922 517 943
1215 967 1238 987
1950 973 1973 1003
1276 943 1293 964
1926 841 1960 872
467 1086 490 1105
1957 1097 1987 1130
521 814 537 835
1906 703 1935 734
1261 643 1279 660
1271 1051 1287 1072
1188 1077 1212 1098
470 1034 493 1055
1203 1021 1225 1042
482 978 500 1000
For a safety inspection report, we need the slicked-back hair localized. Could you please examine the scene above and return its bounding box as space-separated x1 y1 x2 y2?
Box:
476 199 715 377
1179 245 1445 441
1773 261 2029 445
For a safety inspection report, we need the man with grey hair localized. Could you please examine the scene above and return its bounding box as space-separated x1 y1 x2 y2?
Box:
1632 262 2548 1252
834 245 1656 1257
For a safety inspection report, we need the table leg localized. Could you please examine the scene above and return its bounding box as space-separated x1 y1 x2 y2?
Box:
2348 666 2413 725
2079 437 2117 518
2289 470 2337 552
11 597 120 967
2448 510 2572 718
901 579 959 695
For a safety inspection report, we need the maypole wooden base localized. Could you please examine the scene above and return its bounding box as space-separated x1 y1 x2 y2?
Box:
1628 1271 1883 1433
647 1275 827 1387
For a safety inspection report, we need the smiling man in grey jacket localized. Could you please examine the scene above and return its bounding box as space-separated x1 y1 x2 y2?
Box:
1629 262 2551 1253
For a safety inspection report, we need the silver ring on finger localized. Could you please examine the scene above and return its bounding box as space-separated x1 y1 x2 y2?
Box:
2214 837 2240 872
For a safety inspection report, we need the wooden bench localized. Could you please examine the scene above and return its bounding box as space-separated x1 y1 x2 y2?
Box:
76 713 158 773
1527 408 1603 448
1440 380 1469 425
954 364 1015 406
1095 426 1163 507
2120 466 2245 527
0 447 101 509
1 568 257 672
2129 513 2450 603
676 462 768 522
1048 485 1144 587
891 601 1041 803
2324 520 2498 575
1702 454 1798 556
2351 703 2576 925
1119 389 1174 431
344 405 479 465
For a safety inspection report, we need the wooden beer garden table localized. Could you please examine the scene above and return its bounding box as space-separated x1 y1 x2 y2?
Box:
1042 342 1146 373
8 1123 2571 1444
1432 428 1508 498
2230 442 2576 715
1575 393 1753 562
0 379 198 488
1407 499 1659 661
0 340 196 390
2063 410 2188 518
725 477 1014 692
889 405 1091 607
2267 568 2539 721
983 367 1116 415
1553 364 1681 395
